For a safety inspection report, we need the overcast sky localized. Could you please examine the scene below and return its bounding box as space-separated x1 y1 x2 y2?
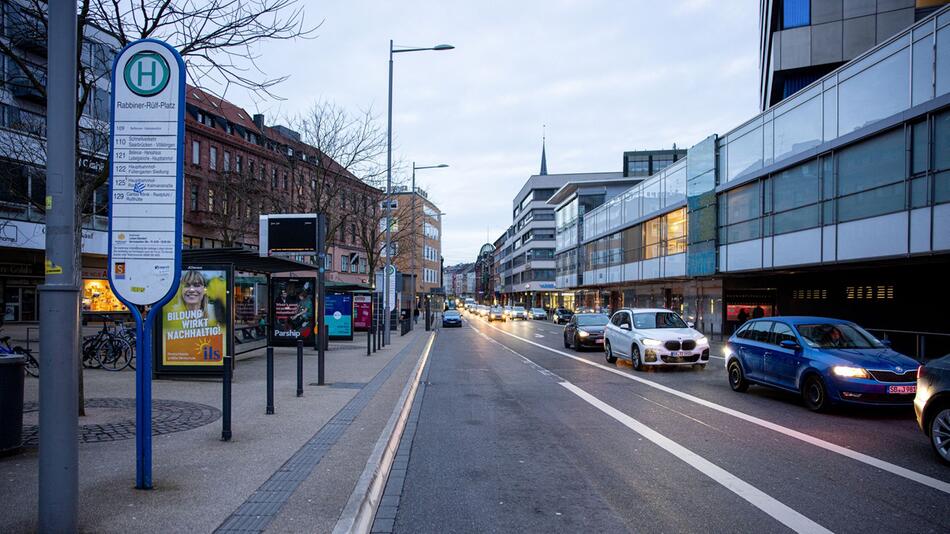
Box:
221 0 762 265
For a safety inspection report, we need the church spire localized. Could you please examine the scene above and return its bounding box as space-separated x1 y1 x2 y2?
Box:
540 125 548 175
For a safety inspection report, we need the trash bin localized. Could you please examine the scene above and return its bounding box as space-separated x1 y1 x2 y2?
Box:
0 354 26 454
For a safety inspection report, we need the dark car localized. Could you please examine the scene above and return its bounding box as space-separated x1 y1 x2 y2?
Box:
725 317 920 412
553 308 574 325
915 354 950 465
442 310 462 328
563 313 609 351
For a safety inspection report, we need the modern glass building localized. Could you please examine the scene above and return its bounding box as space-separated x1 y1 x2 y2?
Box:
561 7 950 356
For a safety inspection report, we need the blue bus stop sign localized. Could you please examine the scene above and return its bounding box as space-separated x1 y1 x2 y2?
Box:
107 39 185 490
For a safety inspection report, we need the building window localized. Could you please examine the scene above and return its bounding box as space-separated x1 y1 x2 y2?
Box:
340 255 348 273
208 188 214 211
190 184 198 211
782 0 809 29
236 155 242 173
223 151 231 172
191 140 200 165
837 128 905 222
209 146 217 170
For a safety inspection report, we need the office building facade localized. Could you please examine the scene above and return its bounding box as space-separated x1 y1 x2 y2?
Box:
759 0 949 110
560 7 950 356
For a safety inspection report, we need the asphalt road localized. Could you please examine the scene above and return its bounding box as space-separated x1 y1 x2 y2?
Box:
387 311 950 533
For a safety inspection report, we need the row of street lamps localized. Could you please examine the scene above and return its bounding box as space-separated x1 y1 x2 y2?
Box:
383 40 454 342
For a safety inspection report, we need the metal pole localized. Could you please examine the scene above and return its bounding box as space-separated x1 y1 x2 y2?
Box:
317 214 327 384
410 163 416 332
384 40 394 346
221 355 232 441
366 317 371 356
39 1 79 529
296 338 304 397
266 346 274 414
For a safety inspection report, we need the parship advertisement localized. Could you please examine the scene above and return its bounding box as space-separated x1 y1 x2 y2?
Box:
161 268 229 365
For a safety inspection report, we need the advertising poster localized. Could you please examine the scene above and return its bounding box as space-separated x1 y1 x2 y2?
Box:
271 277 316 345
353 295 372 331
325 292 353 340
159 266 230 371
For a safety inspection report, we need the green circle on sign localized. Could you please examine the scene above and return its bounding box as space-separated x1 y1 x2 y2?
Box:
123 51 170 97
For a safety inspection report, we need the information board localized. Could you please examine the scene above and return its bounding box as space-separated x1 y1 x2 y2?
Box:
325 292 353 340
353 295 372 331
108 40 185 306
259 214 318 257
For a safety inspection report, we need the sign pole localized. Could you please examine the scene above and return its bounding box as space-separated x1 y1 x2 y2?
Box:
317 214 326 385
107 39 185 490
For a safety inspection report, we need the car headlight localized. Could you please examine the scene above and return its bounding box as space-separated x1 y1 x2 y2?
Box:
722 346 733 358
578 331 590 338
832 366 869 379
696 336 708 346
642 338 662 347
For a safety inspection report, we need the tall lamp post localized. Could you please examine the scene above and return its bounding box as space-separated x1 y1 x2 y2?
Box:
411 162 448 330
384 41 454 343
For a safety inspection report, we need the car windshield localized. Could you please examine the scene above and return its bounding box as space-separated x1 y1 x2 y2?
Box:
445 311 459 317
576 314 609 326
491 307 502 312
513 307 525 311
633 312 688 329
532 308 545 313
795 323 884 349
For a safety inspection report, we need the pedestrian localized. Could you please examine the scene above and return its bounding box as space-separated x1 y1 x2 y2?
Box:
413 307 420 324
737 308 749 325
752 305 765 319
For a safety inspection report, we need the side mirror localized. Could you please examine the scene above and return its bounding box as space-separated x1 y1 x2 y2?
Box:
779 340 801 350
880 339 892 347
687 321 695 328
620 323 631 331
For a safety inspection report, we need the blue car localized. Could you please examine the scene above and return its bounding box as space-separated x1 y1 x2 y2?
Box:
725 317 920 412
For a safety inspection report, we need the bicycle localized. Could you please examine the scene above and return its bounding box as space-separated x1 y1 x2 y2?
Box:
82 316 134 371
0 331 39 377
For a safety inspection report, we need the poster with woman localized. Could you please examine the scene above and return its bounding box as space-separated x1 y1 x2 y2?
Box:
160 266 230 369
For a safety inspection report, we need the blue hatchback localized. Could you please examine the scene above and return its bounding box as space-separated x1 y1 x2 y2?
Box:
725 317 920 412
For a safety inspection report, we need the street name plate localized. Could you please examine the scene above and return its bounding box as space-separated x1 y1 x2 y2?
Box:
108 40 185 306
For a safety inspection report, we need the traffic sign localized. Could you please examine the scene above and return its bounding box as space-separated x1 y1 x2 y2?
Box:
107 38 185 491
387 265 397 311
108 40 184 306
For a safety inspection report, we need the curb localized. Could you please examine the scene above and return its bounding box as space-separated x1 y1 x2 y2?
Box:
332 331 437 534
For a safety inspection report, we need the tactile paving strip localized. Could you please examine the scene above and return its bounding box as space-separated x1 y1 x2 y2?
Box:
215 335 427 533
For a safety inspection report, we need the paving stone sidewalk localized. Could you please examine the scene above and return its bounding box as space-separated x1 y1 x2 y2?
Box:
0 326 431 533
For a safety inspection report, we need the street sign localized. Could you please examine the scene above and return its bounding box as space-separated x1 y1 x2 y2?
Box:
107 38 185 491
108 40 185 306
387 264 397 311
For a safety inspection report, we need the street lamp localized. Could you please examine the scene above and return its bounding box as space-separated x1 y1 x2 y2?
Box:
384 41 454 344
411 162 448 330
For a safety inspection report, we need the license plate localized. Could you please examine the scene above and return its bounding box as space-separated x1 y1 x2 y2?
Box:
595 339 604 344
671 350 691 357
888 385 916 394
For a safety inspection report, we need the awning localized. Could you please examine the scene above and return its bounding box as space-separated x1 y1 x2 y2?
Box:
182 247 314 274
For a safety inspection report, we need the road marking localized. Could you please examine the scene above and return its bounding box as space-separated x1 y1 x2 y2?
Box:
561 382 833 534
534 334 544 338
479 321 950 496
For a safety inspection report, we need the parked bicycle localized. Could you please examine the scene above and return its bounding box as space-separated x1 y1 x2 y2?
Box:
0 330 39 377
82 316 134 371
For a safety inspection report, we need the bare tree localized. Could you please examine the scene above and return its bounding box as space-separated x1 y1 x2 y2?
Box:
203 165 283 247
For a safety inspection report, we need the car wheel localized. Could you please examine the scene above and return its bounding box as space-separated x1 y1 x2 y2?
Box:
631 345 643 371
563 333 570 348
727 360 749 392
573 334 582 352
605 341 617 364
929 406 950 465
801 374 830 412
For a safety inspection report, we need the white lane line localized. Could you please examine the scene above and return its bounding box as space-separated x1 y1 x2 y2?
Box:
481 321 950 496
534 334 545 338
561 382 833 534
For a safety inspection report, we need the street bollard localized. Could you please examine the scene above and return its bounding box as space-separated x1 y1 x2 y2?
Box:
366 325 371 356
317 325 326 386
296 338 304 397
266 346 275 414
221 355 232 441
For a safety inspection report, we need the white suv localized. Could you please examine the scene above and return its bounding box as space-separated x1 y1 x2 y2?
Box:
603 308 710 370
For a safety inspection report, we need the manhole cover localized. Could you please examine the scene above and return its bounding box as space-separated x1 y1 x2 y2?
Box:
21 397 220 446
